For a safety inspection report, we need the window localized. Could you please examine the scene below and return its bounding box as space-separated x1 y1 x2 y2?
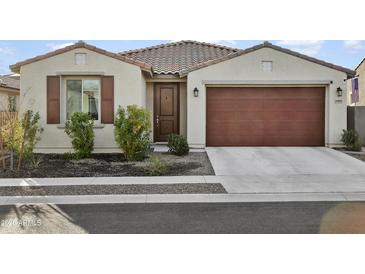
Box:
66 79 100 121
8 95 17 112
75 53 86 65
262 61 273 72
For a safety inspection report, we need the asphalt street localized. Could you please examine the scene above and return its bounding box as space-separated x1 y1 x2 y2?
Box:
1 202 365 233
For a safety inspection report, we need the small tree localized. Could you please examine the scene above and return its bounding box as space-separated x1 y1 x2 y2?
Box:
65 112 95 159
18 111 43 167
1 110 43 170
114 105 151 161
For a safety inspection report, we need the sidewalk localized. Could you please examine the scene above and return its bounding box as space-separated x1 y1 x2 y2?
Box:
1 174 365 204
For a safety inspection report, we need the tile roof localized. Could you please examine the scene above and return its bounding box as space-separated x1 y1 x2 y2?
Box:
121 40 355 78
10 41 153 75
0 74 20 90
10 40 355 79
119 40 239 76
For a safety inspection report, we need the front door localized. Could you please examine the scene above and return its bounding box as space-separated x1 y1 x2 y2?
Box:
154 83 179 142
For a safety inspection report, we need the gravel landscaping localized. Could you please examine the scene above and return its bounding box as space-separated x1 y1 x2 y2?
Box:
0 152 215 178
0 183 226 196
334 148 365 162
346 153 365 162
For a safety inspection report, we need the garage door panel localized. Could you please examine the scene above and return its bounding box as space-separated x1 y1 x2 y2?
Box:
258 111 323 121
206 87 325 146
208 111 323 122
207 99 265 110
207 135 265 146
207 121 265 133
263 99 324 110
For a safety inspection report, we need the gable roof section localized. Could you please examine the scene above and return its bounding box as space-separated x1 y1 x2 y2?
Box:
10 40 355 78
355 58 365 72
179 41 356 77
0 74 20 91
10 41 153 75
119 40 239 76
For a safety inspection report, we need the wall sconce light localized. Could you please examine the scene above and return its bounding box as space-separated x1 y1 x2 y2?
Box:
336 87 343 97
193 87 199 97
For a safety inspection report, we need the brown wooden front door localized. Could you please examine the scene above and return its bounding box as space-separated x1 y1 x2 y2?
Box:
154 83 179 142
206 87 325 146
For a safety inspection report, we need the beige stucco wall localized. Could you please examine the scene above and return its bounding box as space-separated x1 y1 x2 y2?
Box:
187 47 348 148
145 81 187 141
347 61 364 106
146 82 154 140
20 48 146 153
179 82 187 138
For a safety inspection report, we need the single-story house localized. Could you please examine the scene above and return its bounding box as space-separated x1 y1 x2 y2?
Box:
10 40 355 153
0 74 19 112
347 58 364 106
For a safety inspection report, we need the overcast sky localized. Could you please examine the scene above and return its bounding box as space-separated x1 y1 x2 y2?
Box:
1 40 364 74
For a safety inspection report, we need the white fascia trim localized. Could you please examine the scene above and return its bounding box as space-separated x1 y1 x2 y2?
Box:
202 80 332 86
56 71 105 76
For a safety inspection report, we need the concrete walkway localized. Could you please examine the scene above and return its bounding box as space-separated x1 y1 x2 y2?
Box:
2 192 364 205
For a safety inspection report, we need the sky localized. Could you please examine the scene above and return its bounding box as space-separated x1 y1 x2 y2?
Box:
1 40 365 74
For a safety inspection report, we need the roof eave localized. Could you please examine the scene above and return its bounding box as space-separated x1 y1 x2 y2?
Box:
0 85 20 92
10 41 153 76
179 42 356 78
354 58 365 72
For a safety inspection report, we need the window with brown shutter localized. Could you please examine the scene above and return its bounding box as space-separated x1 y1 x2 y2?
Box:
101 76 114 124
47 76 60 124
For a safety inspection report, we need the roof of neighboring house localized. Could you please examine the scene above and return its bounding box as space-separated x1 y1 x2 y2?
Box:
0 74 20 91
355 58 365 72
120 40 240 76
10 41 153 75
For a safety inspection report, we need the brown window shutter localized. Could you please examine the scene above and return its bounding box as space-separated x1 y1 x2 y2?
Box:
101 76 114 124
47 76 60 124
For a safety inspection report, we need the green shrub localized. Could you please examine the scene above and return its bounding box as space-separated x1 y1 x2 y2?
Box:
114 105 151 161
148 155 168 175
167 134 189 156
29 154 43 168
341 129 362 151
65 112 95 159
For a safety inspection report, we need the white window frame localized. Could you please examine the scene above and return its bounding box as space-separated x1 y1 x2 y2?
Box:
65 77 101 123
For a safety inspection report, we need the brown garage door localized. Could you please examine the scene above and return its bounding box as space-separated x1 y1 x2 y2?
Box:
206 87 325 146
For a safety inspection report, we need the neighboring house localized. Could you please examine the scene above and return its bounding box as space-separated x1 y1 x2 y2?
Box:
347 58 365 106
0 74 19 112
346 58 365 144
10 40 354 153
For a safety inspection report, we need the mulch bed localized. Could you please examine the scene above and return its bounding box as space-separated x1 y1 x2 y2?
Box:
0 152 215 178
0 183 226 196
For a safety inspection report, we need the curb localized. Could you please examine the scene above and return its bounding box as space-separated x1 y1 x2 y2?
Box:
0 176 210 187
1 192 365 205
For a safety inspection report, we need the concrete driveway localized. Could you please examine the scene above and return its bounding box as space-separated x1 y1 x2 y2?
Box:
206 147 365 176
205 147 365 194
